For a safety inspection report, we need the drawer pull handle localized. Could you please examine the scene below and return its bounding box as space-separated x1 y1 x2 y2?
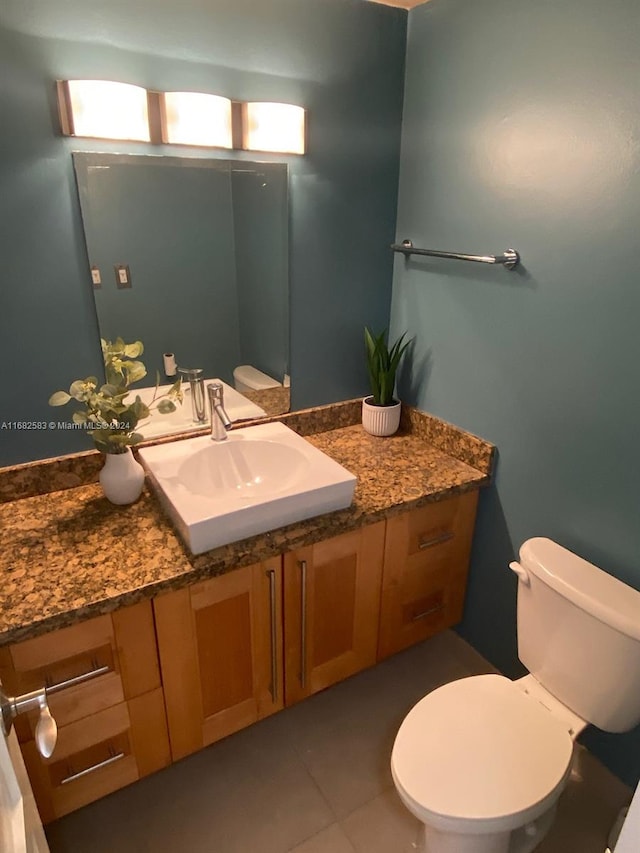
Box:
46 664 110 695
411 603 444 622
299 560 308 689
418 531 454 550
60 749 125 785
266 568 278 704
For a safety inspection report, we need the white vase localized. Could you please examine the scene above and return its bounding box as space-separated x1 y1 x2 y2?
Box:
99 447 145 505
362 397 402 437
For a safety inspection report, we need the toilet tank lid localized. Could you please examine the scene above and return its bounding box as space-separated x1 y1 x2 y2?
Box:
233 365 280 389
519 538 640 641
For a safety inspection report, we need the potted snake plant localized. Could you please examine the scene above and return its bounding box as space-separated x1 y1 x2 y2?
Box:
363 327 412 436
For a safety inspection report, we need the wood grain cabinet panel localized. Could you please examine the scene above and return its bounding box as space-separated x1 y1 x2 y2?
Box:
153 558 284 761
0 601 161 742
22 689 170 823
1 601 170 822
283 522 385 705
377 490 479 660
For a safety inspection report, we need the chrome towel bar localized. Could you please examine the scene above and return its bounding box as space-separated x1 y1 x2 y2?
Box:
391 239 520 270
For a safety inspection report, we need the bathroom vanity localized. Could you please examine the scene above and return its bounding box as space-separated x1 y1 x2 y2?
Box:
0 400 493 822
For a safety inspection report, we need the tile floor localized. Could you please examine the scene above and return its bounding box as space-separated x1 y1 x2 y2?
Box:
45 631 631 853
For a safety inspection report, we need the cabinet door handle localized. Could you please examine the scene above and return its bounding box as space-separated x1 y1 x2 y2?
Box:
266 568 278 704
418 531 454 550
298 560 308 689
45 664 111 695
411 603 444 622
60 749 125 785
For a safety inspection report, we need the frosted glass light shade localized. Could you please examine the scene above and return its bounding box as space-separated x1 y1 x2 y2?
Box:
163 92 232 148
66 80 150 141
243 103 306 154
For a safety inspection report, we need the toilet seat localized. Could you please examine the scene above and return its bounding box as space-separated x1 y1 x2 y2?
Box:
391 674 574 835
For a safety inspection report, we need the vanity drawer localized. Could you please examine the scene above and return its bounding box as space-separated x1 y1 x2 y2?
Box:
21 688 170 823
402 496 468 559
0 600 161 740
378 491 479 659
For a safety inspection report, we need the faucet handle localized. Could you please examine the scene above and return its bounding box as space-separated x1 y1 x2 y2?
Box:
207 382 224 403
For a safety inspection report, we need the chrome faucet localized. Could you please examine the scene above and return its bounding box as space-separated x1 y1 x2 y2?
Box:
178 367 206 424
207 382 232 441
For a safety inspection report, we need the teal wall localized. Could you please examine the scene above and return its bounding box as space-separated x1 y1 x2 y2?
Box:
0 0 406 465
392 0 640 786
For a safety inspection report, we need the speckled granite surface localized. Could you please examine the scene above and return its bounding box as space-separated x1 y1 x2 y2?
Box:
0 450 102 504
280 399 362 436
400 408 495 475
0 403 495 646
242 385 291 417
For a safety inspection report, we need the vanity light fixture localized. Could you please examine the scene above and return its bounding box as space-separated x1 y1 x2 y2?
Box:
161 92 233 148
242 102 306 154
57 82 307 155
57 80 151 142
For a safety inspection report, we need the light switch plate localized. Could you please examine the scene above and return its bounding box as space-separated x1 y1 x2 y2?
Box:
114 264 132 289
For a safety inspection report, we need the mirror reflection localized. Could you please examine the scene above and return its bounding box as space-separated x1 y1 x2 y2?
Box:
72 151 291 436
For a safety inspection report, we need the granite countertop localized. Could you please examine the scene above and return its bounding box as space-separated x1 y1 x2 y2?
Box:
0 404 494 646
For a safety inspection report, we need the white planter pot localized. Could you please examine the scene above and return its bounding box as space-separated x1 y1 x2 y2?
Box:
362 397 402 437
99 447 145 505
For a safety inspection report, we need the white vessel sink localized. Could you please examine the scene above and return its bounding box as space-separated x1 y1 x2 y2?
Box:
138 422 356 554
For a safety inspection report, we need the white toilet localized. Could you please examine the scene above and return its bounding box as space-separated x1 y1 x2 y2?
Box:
391 537 640 853
233 364 282 393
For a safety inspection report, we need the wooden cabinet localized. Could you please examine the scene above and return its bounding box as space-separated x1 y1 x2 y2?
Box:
377 491 479 660
154 524 386 756
150 493 478 762
4 490 479 820
154 558 283 761
283 522 385 705
0 601 171 822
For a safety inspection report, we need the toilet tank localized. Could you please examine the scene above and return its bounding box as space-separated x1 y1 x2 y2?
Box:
515 537 640 733
233 365 281 393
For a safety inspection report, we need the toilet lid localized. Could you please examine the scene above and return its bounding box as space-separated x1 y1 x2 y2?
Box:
392 675 574 831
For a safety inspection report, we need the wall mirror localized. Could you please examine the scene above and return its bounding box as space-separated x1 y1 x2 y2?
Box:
73 151 290 438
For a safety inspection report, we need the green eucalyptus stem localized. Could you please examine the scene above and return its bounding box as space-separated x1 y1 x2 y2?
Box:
49 337 183 454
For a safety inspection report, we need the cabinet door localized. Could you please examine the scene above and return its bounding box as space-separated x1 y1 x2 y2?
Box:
378 490 479 660
283 522 385 705
154 558 283 761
